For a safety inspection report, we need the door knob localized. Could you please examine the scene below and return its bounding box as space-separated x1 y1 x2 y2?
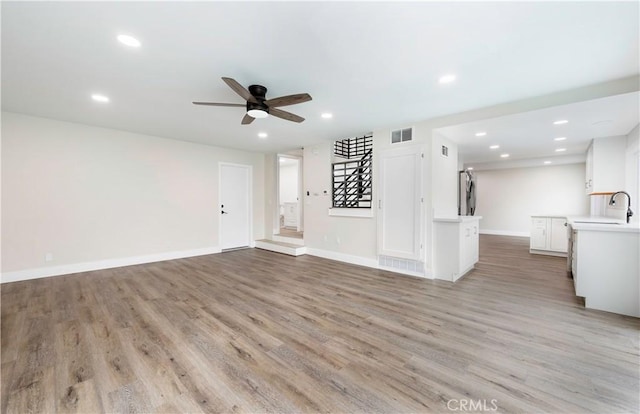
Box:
221 211 228 214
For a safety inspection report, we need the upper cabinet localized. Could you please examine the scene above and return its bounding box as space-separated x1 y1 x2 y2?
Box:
585 136 627 194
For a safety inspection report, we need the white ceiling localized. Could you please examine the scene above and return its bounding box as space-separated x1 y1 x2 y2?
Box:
437 92 640 169
2 2 639 154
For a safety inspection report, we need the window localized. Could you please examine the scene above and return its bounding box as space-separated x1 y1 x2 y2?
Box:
332 135 373 208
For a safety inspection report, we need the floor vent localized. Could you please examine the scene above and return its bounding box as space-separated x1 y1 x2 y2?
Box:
378 255 424 276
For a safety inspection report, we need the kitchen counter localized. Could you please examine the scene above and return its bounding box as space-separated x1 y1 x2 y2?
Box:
567 216 640 233
568 217 639 317
433 216 482 282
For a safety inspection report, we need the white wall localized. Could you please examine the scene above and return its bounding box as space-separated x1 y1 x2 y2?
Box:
432 132 459 218
625 123 639 224
474 163 589 236
303 143 378 262
278 162 299 203
1 112 265 278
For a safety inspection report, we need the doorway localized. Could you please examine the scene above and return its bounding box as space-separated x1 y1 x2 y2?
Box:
219 163 252 250
277 154 303 239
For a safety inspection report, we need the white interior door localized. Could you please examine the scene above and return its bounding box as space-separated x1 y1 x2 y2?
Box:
377 146 422 259
220 163 251 250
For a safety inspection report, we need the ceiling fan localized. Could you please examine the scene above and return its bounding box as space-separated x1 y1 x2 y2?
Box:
193 77 312 124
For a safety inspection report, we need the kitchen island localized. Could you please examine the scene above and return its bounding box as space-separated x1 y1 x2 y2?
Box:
567 216 640 317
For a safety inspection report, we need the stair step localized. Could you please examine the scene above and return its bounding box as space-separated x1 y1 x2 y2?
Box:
272 235 305 246
255 240 306 257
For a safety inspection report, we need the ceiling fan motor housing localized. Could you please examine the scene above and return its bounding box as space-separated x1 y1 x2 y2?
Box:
247 84 269 114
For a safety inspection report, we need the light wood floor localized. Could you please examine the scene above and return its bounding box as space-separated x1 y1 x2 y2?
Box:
2 235 638 413
278 227 303 239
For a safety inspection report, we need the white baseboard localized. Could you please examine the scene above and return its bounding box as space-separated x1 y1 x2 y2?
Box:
1 246 221 284
305 248 379 269
480 229 530 237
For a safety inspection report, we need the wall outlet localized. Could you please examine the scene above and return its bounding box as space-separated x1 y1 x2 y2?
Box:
323 235 328 242
45 253 53 262
336 236 341 245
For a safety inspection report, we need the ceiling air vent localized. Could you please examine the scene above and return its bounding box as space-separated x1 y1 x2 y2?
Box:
391 128 412 144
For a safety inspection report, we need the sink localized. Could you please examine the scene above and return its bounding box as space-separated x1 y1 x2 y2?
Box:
573 221 621 225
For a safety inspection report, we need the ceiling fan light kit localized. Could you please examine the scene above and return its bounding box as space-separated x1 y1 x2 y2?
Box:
193 77 311 125
247 109 268 118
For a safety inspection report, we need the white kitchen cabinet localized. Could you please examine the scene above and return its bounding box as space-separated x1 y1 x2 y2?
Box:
530 216 568 256
568 220 640 317
433 216 482 282
530 217 548 250
461 220 479 271
550 218 568 251
585 136 626 194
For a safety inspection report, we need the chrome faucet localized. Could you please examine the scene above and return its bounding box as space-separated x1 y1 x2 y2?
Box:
609 191 633 224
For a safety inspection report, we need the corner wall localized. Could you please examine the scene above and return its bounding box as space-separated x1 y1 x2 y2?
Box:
1 112 265 281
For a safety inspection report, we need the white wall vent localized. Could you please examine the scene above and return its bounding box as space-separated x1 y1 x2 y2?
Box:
378 255 424 276
391 128 413 144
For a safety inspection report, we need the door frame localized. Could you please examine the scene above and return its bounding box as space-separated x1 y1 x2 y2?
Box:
218 162 253 250
275 153 304 235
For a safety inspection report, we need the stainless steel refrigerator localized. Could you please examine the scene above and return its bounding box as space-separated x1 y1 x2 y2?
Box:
458 170 476 216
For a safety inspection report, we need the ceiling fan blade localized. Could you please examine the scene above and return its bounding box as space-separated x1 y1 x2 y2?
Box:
192 102 245 107
264 93 312 108
241 113 255 125
222 77 258 104
270 108 305 123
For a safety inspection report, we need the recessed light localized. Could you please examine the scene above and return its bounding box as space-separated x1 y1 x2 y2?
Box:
489 145 500 149
117 34 141 48
553 120 568 125
467 167 474 170
91 94 109 103
555 148 567 152
544 161 552 164
475 132 487 137
258 132 268 139
438 74 456 84
500 153 510 158
321 113 333 119
554 137 567 141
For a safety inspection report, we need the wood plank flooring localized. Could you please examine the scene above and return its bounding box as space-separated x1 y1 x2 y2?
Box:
2 235 638 413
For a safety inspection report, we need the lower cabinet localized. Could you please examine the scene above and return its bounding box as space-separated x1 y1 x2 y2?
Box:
434 217 481 282
530 216 568 256
571 228 639 317
460 221 479 273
